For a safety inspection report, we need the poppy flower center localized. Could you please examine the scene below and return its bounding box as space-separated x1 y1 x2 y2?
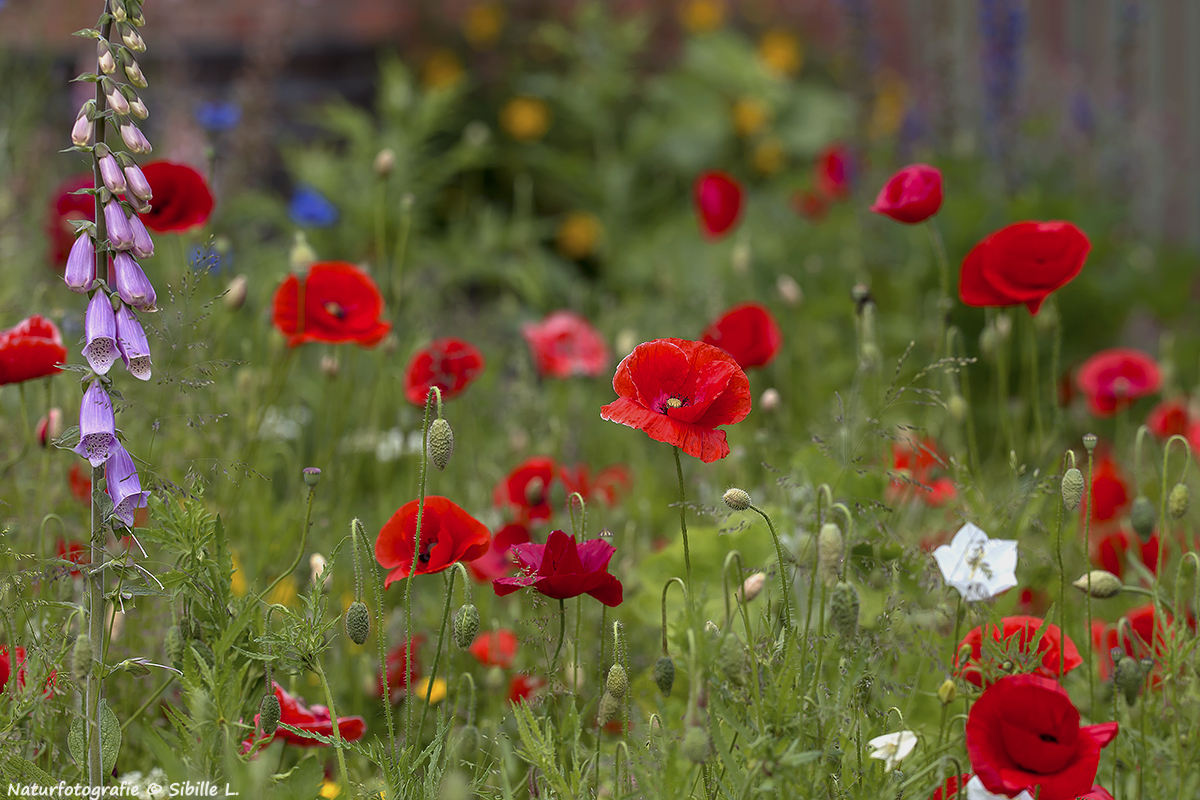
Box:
324 301 347 319
1038 733 1058 743
656 395 688 414
417 535 437 565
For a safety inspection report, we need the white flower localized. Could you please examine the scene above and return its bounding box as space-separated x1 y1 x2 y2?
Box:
932 522 1018 602
965 775 1034 800
866 730 917 771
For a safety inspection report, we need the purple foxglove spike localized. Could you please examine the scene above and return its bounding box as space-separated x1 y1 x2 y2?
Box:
119 122 152 155
114 304 152 381
64 233 96 293
74 381 118 468
99 154 127 194
124 164 153 203
111 253 157 311
127 213 154 258
83 291 119 375
104 444 148 527
71 110 93 147
106 85 130 116
105 200 134 250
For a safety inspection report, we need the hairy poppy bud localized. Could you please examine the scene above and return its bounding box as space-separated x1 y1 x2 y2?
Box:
455 724 480 761
1169 483 1190 519
597 691 620 726
453 604 480 650
739 572 766 602
818 522 843 587
72 635 92 684
829 581 860 640
937 678 957 705
259 692 281 737
1130 496 1156 542
1073 570 1122 599
1115 656 1145 706
652 655 675 697
716 636 746 685
682 726 711 763
722 488 751 511
345 601 370 645
429 418 455 471
1061 468 1084 511
605 664 628 699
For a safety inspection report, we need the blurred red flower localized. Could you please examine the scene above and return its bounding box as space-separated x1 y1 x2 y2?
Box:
954 616 1082 688
600 338 751 463
887 436 956 508
403 337 485 407
814 144 853 200
559 463 630 507
1146 397 1191 439
377 635 424 699
272 261 391 349
45 174 94 267
0 316 67 386
494 456 558 522
469 629 518 668
68 462 91 504
508 673 545 705
139 161 214 233
927 774 970 800
1091 527 1159 580
700 302 782 369
375 496 491 587
870 163 943 224
1076 349 1161 417
1015 587 1050 616
244 682 365 752
959 221 1090 315
1091 603 1195 681
790 188 828 221
55 539 90 578
493 529 623 607
467 522 530 582
693 171 743 240
1082 453 1129 524
521 311 609 378
0 646 25 694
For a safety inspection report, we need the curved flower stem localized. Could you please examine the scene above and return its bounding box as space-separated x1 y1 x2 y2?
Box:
263 477 316 604
1055 451 1073 677
416 565 457 741
661 577 687 655
672 446 694 611
567 492 586 540
314 659 351 798
1082 443 1097 715
404 387 438 744
748 505 792 636
551 598 566 678
924 219 952 358
364 520 398 768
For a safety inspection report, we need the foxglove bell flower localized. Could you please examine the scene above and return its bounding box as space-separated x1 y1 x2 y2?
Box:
124 164 153 204
104 444 148 527
119 122 152 155
71 105 94 147
932 522 1019 602
64 233 96 293
114 305 151 381
74 381 118 467
127 213 154 258
99 154 127 194
112 252 156 311
105 85 130 116
104 200 133 250
82 291 119 375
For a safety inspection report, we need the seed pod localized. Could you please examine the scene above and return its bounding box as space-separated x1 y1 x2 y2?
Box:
682 726 711 763
1073 570 1122 599
1130 496 1156 542
597 691 620 726
829 581 860 640
302 466 321 488
259 692 281 737
429 418 455 471
345 601 371 645
652 655 675 697
1061 468 1084 511
453 604 480 650
164 625 184 666
72 636 93 684
605 664 628 699
1114 656 1145 706
1169 483 1190 519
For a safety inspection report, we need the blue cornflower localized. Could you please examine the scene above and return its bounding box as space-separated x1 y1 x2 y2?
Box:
195 101 242 132
289 186 339 228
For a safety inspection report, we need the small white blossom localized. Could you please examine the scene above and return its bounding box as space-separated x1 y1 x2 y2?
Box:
932 522 1018 602
866 730 917 771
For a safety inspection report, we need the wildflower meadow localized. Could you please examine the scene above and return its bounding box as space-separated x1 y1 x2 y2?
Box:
2 1 1200 799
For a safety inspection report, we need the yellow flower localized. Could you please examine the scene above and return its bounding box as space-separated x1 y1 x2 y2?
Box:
556 212 602 260
758 30 803 78
869 70 909 140
423 49 464 90
268 577 298 608
413 677 448 704
230 552 247 598
320 781 341 799
463 2 505 49
732 97 769 138
501 97 550 142
679 0 726 33
752 138 785 175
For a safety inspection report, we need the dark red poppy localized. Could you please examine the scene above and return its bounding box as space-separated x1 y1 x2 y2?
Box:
1146 398 1191 439
959 221 1090 315
375 496 491 587
0 646 25 695
1082 453 1129 525
46 174 95 267
493 529 623 606
559 463 630 507
0 316 67 386
521 311 609 378
700 302 782 369
1091 603 1194 681
377 635 424 699
927 774 971 800
1076 349 1161 417
600 338 751 463
468 522 531 582
55 539 90 578
272 261 391 349
790 189 828 221
469 629 518 668
814 144 853 200
966 674 1118 800
243 682 365 752
870 164 943 224
508 673 545 705
887 436 956 508
68 462 92 505
403 337 485 407
1091 527 1160 580
493 457 558 522
954 616 1082 688
693 171 743 240
139 161 214 233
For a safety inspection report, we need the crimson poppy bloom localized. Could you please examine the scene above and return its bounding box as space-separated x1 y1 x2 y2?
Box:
272 261 391 348
68 462 91 505
469 629 518 668
959 221 1090 315
1091 527 1159 580
46 174 95 267
376 496 491 587
1146 397 1191 439
1082 453 1129 524
521 311 609 378
55 539 90 578
870 164 943 224
927 774 970 800
403 337 485 407
693 171 743 240
1076 348 1161 417
600 338 751 463
0 316 67 386
243 682 365 752
493 529 623 606
700 302 782 369
815 144 853 200
0 646 25 694
508 673 545 705
493 456 558 522
1091 603 1195 681
954 616 1082 688
790 188 828 221
377 635 424 699
966 674 1118 800
559 463 630 507
138 161 214 233
467 522 531 583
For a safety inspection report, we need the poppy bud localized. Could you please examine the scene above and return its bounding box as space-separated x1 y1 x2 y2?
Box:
72 635 92 684
303 467 321 487
760 387 781 411
722 488 751 511
259 692 281 737
597 691 620 726
716 636 746 685
1169 483 1189 519
374 148 396 177
1130 496 1156 542
97 41 116 75
455 724 480 761
1114 655 1145 705
829 581 859 640
605 664 628 699
652 655 675 697
453 604 480 650
290 232 318 271
224 275 248 311
1061 468 1084 510
682 726 711 763
739 571 766 602
429 418 455 471
345 601 370 645
937 678 957 705
1083 433 1098 452
1073 570 1122 599
818 522 843 587
946 394 967 422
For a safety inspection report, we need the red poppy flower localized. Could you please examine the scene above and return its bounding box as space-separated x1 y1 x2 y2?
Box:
600 338 751 463
468 522 531 582
46 174 95 267
1082 453 1129 525
521 311 609 378
1076 348 1161 417
693 171 743 240
508 673 545 705
1191 419 1200 455
377 635 424 699
403 337 485 407
966 674 1118 800
68 462 92 505
0 646 25 695
559 463 630 507
927 774 971 800
469 629 518 668
887 436 956 507
243 682 365 752
700 302 782 369
959 221 1091 315
139 161 214 233
815 144 853 200
375 496 491 587
954 616 1082 688
0 316 67 386
1015 587 1050 617
272 261 391 349
492 529 623 606
1091 527 1160 580
870 164 943 224
790 189 828 221
494 457 558 522
55 539 90 578
1146 398 1191 439
1091 603 1195 681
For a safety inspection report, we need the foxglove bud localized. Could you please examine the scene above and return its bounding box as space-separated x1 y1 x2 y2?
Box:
128 96 149 120
1130 496 1156 542
722 487 751 511
122 27 146 52
127 213 154 258
111 2 127 22
597 691 620 726
937 678 957 705
124 163 153 203
605 664 628 699
345 601 370 645
259 692 281 737
682 727 711 763
124 60 147 89
114 304 152 380
71 105 95 147
72 635 93 684
111 252 156 311
1114 656 1145 706
104 201 133 249
1073 570 1122 599
1169 483 1190 519
97 41 117 75
652 655 675 697
452 604 480 650
428 418 455 471
739 571 766 602
64 233 96 293
83 290 119 374
818 522 843 587
119 122 152 154
106 84 130 116
829 581 860 640
1061 468 1084 511
99 154 126 194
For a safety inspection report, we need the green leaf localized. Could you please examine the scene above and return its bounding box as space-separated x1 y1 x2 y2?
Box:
0 754 58 787
68 717 84 767
100 700 122 776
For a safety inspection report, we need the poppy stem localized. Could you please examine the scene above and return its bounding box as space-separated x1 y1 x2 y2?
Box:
404 387 437 745
1055 453 1070 678
364 518 398 768
1082 441 1097 715
262 474 316 605
551 598 566 678
313 659 351 799
672 446 694 607
416 565 457 740
748 505 792 636
1023 312 1044 457
924 219 952 359
390 194 415 311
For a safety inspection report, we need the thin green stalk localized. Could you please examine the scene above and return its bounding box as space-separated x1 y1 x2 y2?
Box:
1024 313 1044 457
364 519 398 767
1082 443 1097 714
1054 455 1069 677
748 505 791 635
390 194 414 309
416 565 457 740
925 220 952 358
263 478 316 603
404 387 437 744
314 659 352 798
551 599 566 678
672 446 694 608
374 176 388 289
936 597 963 749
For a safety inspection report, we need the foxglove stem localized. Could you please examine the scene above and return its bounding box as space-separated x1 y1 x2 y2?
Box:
749 504 792 635
404 386 437 746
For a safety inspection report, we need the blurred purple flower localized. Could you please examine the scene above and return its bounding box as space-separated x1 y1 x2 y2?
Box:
289 186 338 228
195 101 242 133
